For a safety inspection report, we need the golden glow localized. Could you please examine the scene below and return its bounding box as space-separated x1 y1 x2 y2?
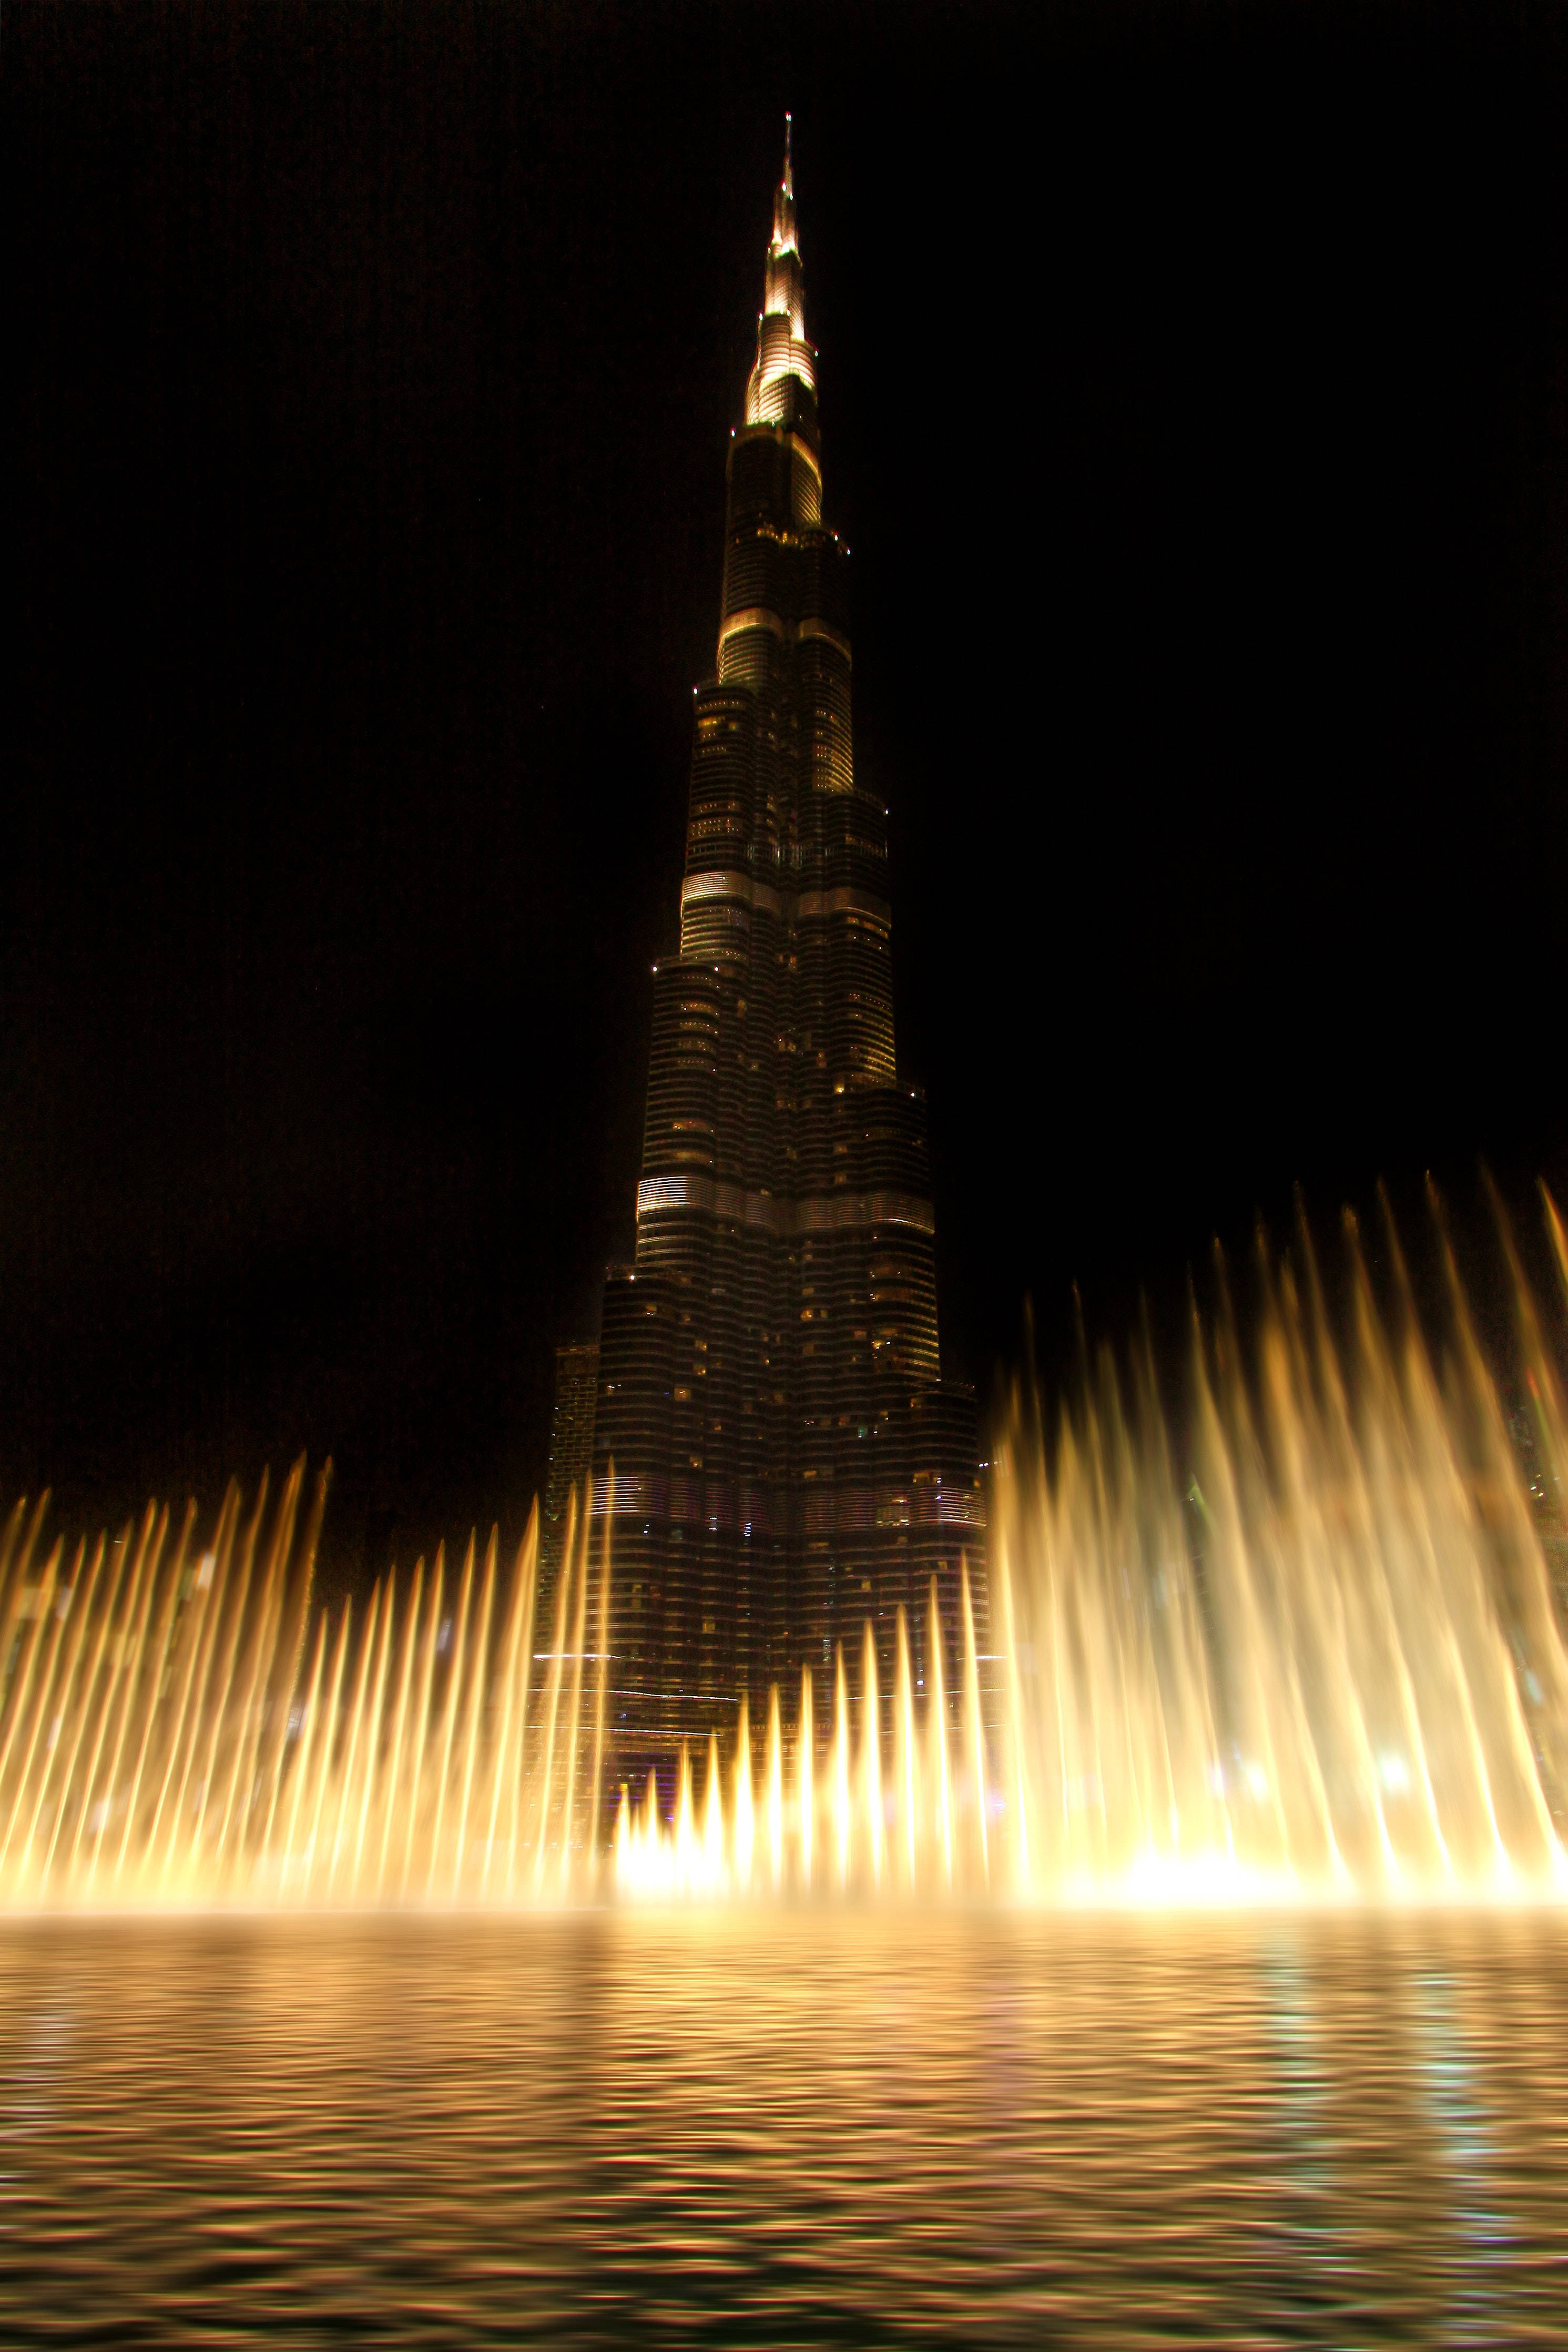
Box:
833 1642 851 1889
5 1190 1568 1911
715 607 847 665
734 1697 755 1886
0 1476 614 1909
636 1172 933 1237
860 1619 883 1889
766 1685 784 1887
610 1585 997 1902
746 138 817 426
799 1665 813 1890
896 1603 918 1887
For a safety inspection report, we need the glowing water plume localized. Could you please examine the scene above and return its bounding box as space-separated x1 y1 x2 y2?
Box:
993 1183 1568 1902
860 1621 883 1890
833 1643 851 1889
610 1571 996 1902
0 1470 616 1909
734 1697 755 1889
799 1666 814 1890
8 1190 1568 1910
609 1184 1568 1905
766 1686 784 1887
895 1604 918 1887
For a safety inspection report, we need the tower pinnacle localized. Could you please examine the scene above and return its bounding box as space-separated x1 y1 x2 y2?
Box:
748 123 816 429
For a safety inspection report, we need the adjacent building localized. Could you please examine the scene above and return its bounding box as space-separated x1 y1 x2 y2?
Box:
591 124 984 1776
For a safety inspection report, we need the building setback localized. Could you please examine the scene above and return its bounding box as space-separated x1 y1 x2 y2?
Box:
592 125 984 1776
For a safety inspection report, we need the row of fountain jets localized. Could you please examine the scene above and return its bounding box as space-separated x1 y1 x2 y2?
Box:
2 1180 1567 1908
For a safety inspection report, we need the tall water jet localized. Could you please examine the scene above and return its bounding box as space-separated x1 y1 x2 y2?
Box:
860 1622 883 1890
766 1687 783 1889
895 1604 919 1888
734 1698 755 1889
798 1667 814 1892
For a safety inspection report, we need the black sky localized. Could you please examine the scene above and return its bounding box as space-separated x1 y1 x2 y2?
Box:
12 0 1568 1584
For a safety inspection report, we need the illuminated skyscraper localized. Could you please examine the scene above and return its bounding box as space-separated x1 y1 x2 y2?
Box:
593 124 984 1770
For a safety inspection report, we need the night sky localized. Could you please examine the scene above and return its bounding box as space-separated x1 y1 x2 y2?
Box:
13 2 1568 1588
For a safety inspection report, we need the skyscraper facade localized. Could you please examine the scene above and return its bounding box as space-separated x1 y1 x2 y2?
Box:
593 126 984 1772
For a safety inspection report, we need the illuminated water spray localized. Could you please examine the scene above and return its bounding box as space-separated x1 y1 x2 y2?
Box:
4 1181 1568 1908
621 1182 1568 1900
0 1480 616 1908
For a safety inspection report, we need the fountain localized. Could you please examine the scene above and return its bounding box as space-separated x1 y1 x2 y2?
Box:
993 1180 1568 1901
2 1180 1567 1908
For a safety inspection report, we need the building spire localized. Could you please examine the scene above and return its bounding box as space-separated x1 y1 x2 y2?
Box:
747 118 816 431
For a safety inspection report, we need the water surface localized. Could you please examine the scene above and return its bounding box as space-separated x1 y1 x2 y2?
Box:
0 1910 1563 2344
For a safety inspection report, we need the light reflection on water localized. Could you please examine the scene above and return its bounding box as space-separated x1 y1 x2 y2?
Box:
0 1912 1563 2345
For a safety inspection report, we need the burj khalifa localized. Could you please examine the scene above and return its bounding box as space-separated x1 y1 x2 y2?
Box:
590 125 985 1773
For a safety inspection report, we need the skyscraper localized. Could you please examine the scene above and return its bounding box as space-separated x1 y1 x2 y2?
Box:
593 123 984 1775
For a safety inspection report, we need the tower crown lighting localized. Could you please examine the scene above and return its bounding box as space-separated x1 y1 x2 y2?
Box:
748 116 816 428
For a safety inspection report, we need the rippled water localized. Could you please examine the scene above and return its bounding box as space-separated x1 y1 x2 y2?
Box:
0 1910 1564 2345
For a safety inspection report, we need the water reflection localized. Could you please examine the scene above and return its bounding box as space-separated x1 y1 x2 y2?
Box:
0 1913 1562 2344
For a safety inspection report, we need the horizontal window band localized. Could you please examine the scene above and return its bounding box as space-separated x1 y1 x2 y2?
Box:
680 871 890 928
795 885 890 925
730 424 823 484
797 616 852 660
789 430 821 469
586 1469 983 1530
681 869 781 918
719 604 787 644
716 607 852 666
637 1173 934 1235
